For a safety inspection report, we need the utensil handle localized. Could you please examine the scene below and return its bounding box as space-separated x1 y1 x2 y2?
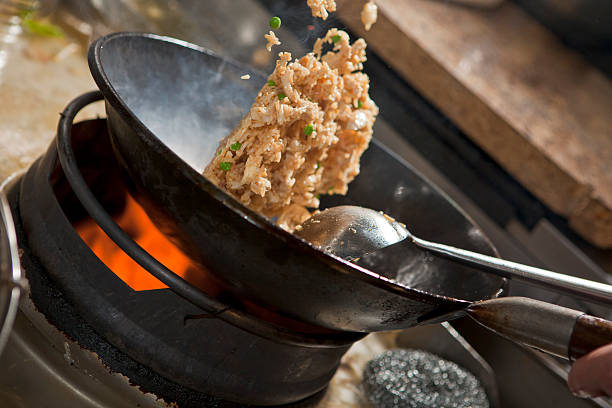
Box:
467 297 612 360
569 315 612 360
412 236 612 305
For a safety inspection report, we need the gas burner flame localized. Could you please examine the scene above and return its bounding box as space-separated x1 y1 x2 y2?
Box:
72 191 334 333
75 193 214 293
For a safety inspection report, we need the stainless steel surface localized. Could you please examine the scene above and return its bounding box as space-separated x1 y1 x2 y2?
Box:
466 297 583 359
0 286 170 408
0 174 22 357
300 204 612 305
0 174 166 408
296 205 408 260
0 283 501 408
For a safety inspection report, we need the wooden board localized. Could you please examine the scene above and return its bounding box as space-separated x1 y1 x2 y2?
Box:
337 0 612 248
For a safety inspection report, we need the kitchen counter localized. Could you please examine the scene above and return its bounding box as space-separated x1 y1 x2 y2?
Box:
0 23 104 182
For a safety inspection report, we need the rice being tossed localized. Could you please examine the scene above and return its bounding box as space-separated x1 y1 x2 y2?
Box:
203 29 378 232
307 0 336 20
264 30 281 52
361 1 378 31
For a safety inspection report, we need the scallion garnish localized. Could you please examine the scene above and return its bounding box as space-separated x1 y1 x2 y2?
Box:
278 92 287 100
304 124 314 136
219 162 231 171
269 16 282 30
267 80 277 87
331 34 341 43
315 161 320 170
230 142 242 151
357 100 363 109
217 149 222 156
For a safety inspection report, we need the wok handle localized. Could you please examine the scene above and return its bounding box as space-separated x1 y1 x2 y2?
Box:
466 297 612 360
569 315 612 360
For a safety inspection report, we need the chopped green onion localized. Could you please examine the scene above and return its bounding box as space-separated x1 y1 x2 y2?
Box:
331 34 341 43
269 16 282 30
22 17 63 37
357 100 363 109
230 142 242 151
315 194 321 199
219 162 231 171
315 161 320 170
267 80 277 87
217 149 222 156
304 124 314 136
278 92 287 100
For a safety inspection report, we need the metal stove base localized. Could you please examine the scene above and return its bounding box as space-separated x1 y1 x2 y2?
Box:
0 174 324 408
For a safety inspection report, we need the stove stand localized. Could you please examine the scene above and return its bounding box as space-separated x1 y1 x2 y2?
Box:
0 174 22 358
0 95 364 407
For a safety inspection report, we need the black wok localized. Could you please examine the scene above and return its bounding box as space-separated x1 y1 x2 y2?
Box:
88 32 506 332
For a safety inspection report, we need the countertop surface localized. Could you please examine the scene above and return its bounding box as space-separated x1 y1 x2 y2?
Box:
0 24 104 182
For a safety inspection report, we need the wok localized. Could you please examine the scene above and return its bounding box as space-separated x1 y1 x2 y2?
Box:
87 32 508 332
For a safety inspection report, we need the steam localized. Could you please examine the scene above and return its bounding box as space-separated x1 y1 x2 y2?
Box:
98 0 353 173
103 36 262 172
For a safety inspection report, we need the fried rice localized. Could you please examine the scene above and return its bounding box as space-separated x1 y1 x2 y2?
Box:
307 0 336 20
264 30 281 52
203 29 378 231
361 1 378 31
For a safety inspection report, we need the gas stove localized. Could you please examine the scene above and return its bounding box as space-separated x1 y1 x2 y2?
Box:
0 90 607 407
0 89 372 406
1 1 611 406
0 93 499 408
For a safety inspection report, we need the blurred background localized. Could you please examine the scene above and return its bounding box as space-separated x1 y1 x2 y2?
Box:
1 1 611 406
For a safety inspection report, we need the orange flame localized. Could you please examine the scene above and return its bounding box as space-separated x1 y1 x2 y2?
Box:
75 194 213 292
73 191 334 333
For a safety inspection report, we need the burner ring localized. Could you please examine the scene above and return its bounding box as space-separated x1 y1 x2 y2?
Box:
0 175 22 357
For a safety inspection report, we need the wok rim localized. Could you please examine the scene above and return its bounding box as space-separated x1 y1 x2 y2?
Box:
88 31 505 312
